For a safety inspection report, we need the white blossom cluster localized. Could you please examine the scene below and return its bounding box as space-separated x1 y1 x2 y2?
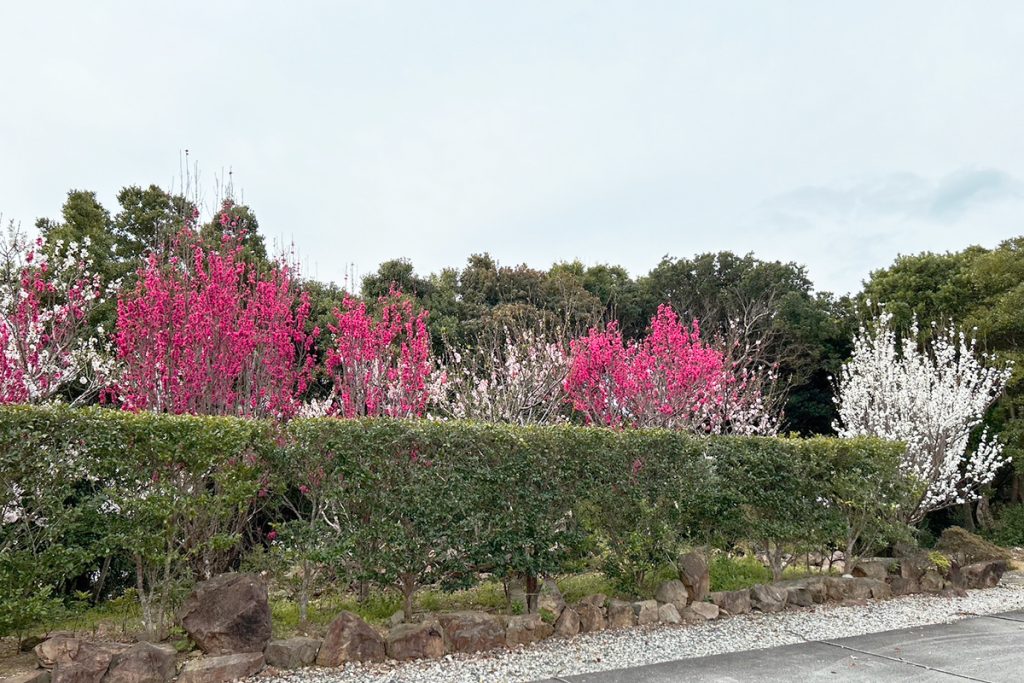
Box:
431 327 570 425
0 229 116 404
834 309 1012 522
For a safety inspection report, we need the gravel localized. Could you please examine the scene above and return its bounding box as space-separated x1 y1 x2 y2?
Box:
259 577 1024 683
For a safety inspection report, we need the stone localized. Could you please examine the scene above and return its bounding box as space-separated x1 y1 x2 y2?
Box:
844 577 890 600
578 593 607 609
605 600 636 629
553 607 581 638
386 620 445 660
176 653 263 683
786 587 815 607
537 579 566 619
34 638 127 683
263 638 321 669
654 580 689 611
103 643 176 683
941 586 969 598
634 600 660 626
658 603 681 624
749 584 788 613
677 552 710 603
852 558 896 580
920 567 946 593
889 576 920 596
504 614 553 647
960 560 1008 589
316 611 385 666
576 603 606 633
179 573 271 655
709 589 751 615
388 611 405 628
4 672 51 683
687 601 719 620
436 612 505 654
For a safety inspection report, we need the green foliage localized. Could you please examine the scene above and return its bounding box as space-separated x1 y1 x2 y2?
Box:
987 504 1024 547
709 555 772 592
1 405 907 631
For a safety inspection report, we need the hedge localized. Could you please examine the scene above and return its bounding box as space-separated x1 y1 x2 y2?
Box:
0 405 907 636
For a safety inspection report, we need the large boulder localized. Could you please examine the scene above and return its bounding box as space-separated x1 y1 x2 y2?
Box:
5 673 50 683
634 600 660 626
316 612 385 666
749 584 788 613
576 603 606 633
709 590 751 615
852 558 897 580
179 573 271 655
686 602 719 620
387 620 445 660
786 587 815 607
678 552 710 603
34 637 127 683
654 580 689 611
553 607 581 638
605 600 636 629
537 579 566 619
436 612 505 653
176 653 263 683
657 603 681 624
505 614 553 647
920 568 946 593
263 638 321 669
889 576 920 596
843 577 891 601
960 560 1008 589
4 673 50 683
103 643 176 683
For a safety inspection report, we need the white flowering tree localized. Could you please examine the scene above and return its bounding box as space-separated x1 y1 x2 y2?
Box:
0 224 113 405
431 324 570 425
834 309 1012 523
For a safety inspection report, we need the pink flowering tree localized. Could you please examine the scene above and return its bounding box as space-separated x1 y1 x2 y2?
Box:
114 217 316 418
0 224 111 405
323 290 434 418
566 304 780 434
431 322 570 425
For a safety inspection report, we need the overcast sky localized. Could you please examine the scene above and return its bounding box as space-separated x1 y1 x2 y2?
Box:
2 1 1023 294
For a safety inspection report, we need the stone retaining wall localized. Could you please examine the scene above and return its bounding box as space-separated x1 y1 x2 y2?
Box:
5 555 1008 683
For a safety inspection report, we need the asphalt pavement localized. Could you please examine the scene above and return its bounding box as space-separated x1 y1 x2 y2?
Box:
537 610 1024 682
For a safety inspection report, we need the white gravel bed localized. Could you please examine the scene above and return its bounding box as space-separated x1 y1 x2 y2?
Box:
259 580 1024 683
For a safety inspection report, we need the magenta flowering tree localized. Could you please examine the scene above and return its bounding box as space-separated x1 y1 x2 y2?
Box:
566 305 724 430
565 304 780 434
0 224 111 405
324 290 434 418
114 219 316 418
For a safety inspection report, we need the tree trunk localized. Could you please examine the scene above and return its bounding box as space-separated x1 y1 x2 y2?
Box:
525 573 539 614
93 555 112 603
962 501 977 532
400 573 416 621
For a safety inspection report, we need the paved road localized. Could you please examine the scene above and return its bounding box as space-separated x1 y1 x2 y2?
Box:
537 610 1024 682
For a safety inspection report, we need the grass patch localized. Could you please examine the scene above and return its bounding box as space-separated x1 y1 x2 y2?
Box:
709 555 771 592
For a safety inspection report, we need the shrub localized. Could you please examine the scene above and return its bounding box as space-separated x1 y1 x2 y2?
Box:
987 504 1024 548
709 555 772 592
0 404 906 627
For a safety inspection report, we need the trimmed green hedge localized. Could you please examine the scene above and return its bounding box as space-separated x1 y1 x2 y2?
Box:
0 406 907 634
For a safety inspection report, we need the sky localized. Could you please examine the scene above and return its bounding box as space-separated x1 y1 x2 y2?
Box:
2 1 1023 295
